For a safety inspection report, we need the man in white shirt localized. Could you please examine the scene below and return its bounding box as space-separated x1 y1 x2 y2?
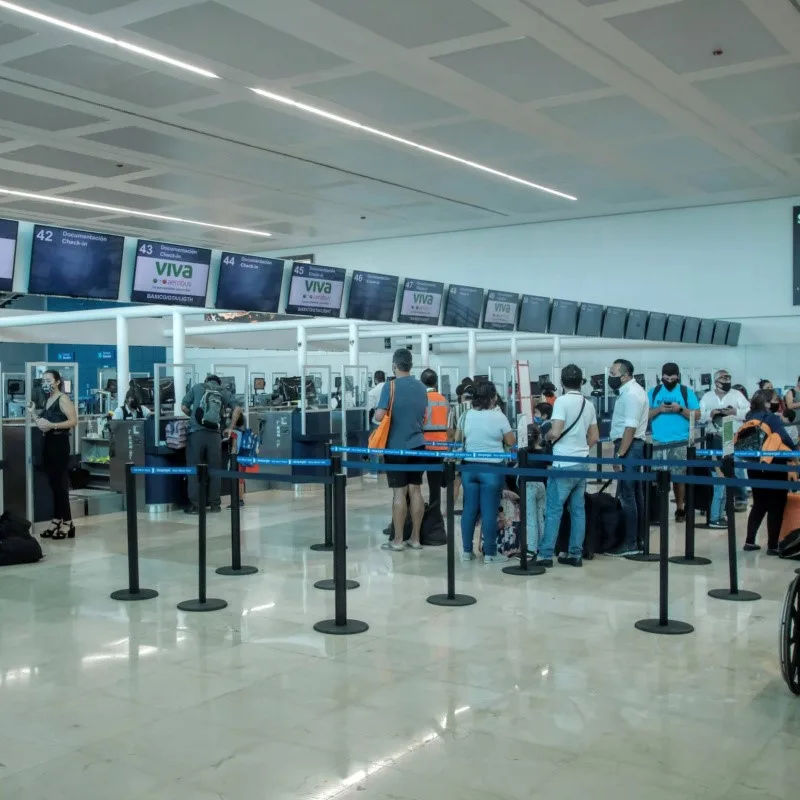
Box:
367 370 386 418
535 365 599 568
605 359 649 557
699 368 750 509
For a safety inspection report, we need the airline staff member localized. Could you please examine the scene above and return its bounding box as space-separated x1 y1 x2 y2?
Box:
605 359 649 557
420 369 450 512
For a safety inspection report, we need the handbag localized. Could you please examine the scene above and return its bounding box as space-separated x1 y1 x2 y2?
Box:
368 380 395 450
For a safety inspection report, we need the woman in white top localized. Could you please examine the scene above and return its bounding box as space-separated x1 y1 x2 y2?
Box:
456 380 516 562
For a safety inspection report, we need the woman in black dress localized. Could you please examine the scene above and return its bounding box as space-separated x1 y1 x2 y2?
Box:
30 370 78 539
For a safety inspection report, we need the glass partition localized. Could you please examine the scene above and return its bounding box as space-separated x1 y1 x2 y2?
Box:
301 365 331 436
96 367 117 416
340 365 369 448
488 366 510 419
25 361 79 522
212 363 250 427
154 363 198 445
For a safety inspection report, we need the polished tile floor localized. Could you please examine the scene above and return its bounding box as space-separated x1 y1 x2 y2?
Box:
1 481 799 800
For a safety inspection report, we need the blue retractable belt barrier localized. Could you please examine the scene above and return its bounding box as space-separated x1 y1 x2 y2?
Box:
675 473 800 492
131 466 195 475
209 469 333 485
458 463 657 482
237 457 331 467
697 449 797 459
342 461 444 473
332 445 515 461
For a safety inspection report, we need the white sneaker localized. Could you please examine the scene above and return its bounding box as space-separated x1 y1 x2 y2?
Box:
484 554 503 563
460 551 476 562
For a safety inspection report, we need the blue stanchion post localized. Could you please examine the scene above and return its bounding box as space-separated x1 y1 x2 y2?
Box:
503 449 546 577
311 443 335 552
178 464 228 612
636 469 694 635
216 454 258 577
110 462 158 602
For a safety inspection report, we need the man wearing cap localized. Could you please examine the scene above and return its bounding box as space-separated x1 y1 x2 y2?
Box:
648 362 700 522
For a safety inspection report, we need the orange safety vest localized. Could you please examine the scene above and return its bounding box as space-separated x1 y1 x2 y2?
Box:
424 390 450 450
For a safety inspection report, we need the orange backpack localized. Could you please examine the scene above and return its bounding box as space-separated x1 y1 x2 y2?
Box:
734 419 791 463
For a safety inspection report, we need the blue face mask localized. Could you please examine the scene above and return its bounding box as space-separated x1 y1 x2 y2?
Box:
534 416 543 425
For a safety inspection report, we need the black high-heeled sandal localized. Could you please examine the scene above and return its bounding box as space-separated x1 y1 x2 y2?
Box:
52 521 74 540
40 520 61 539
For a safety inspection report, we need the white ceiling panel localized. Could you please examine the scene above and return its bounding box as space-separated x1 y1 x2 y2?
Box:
608 0 785 74
315 181 437 208
688 166 771 194
752 119 800 155
6 45 218 109
542 95 674 140
577 0 617 5
97 215 199 237
695 63 800 121
0 167 71 192
299 72 464 125
181 101 343 147
1 146 145 178
433 37 606 103
50 0 139 12
0 89 104 131
387 202 498 222
124 172 263 201
83 126 207 161
167 206 267 226
0 22 34 46
127 1 349 80
309 0 507 48
60 186 172 211
628 135 732 173
418 119 545 161
0 200 113 221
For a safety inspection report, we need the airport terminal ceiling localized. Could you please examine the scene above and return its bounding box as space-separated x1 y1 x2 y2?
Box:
0 0 797 254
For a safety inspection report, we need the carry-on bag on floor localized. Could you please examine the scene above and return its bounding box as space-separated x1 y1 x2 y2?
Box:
780 494 800 546
383 503 446 546
556 480 622 559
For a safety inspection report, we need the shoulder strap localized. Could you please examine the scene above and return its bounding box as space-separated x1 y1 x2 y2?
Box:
680 385 689 406
651 384 663 405
553 396 586 446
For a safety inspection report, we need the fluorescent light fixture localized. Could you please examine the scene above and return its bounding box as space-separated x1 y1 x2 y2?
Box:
0 187 273 237
0 0 219 78
250 88 577 202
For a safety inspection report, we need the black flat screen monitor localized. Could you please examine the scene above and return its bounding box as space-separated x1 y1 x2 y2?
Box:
216 253 284 313
697 319 715 345
30 225 124 300
625 309 647 340
0 218 18 292
517 295 550 333
276 377 302 403
482 290 519 331
132 240 211 307
549 299 578 335
346 270 398 322
712 321 730 346
443 284 483 328
576 303 603 337
664 315 685 342
602 306 627 338
682 317 700 343
6 377 24 396
645 312 667 342
397 278 444 325
285 262 345 317
130 377 154 405
726 322 742 347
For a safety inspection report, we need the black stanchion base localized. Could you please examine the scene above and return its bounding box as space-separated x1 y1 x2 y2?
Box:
313 618 369 636
427 593 477 607
625 553 660 562
669 556 712 566
502 563 546 576
795 568 800 575
215 565 259 576
177 598 228 612
110 588 158 602
314 578 359 591
310 543 334 552
635 618 694 635
708 588 761 602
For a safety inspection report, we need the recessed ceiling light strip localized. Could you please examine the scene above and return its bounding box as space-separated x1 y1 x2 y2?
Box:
249 88 576 201
0 187 272 237
0 0 219 78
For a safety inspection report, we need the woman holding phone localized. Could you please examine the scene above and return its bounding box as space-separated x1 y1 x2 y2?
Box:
28 370 78 539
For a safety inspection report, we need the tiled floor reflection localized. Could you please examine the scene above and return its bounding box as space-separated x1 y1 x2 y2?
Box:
1 481 799 799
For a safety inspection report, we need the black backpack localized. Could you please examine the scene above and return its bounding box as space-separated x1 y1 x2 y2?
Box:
0 510 43 566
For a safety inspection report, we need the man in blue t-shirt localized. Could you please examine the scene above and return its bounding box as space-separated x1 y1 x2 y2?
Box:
374 348 428 551
648 361 700 523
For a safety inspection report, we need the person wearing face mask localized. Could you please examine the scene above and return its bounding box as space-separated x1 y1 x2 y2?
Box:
541 382 557 407
700 369 750 511
27 370 78 540
604 358 649 557
783 377 800 415
648 362 700 523
112 389 152 420
534 402 553 438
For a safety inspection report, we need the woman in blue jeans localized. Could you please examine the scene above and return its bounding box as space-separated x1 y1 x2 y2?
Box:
456 381 516 562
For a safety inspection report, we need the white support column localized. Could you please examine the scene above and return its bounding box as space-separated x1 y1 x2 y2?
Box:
348 322 359 366
297 325 307 374
172 311 186 402
421 332 430 368
511 336 518 365
116 315 129 406
552 335 562 386
468 330 477 378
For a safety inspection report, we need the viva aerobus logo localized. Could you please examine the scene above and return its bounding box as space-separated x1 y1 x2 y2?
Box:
305 279 331 294
152 261 193 286
493 302 512 315
413 293 434 305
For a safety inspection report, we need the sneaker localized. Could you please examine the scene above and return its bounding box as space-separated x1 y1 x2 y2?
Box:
534 558 553 568
558 556 583 568
604 546 641 557
734 502 748 513
767 548 780 557
209 505 222 514
483 554 503 563
708 518 728 529
743 542 761 552
674 509 687 523
405 541 423 550
381 542 405 552
460 551 476 562
184 506 199 515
